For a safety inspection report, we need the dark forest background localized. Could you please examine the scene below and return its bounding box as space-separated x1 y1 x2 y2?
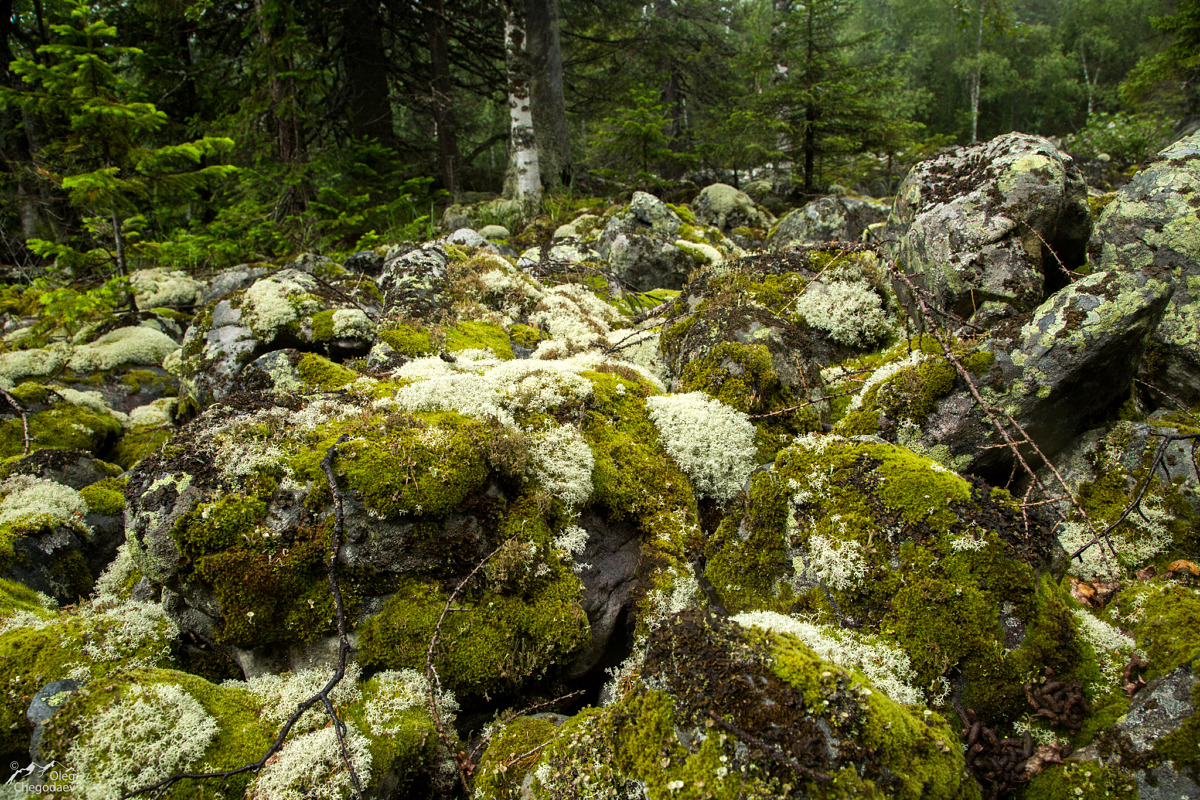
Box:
0 0 1197 281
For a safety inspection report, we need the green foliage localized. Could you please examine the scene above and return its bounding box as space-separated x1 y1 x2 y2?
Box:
31 275 129 337
587 85 691 188
1064 112 1175 165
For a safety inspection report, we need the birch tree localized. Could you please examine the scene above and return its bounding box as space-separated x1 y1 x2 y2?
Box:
503 0 541 208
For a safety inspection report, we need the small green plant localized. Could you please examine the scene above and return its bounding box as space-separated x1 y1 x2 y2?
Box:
34 276 130 337
1064 112 1174 166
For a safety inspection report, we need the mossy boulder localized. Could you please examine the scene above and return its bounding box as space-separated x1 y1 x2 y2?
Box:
660 250 899 454
486 609 978 800
768 195 890 250
1088 131 1200 404
691 183 776 233
705 434 1070 714
178 268 381 406
32 664 457 799
123 388 596 697
846 270 1171 481
888 132 1092 330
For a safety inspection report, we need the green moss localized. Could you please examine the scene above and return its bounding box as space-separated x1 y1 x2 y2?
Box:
474 716 558 800
9 381 51 405
80 477 127 517
1129 583 1200 677
835 349 959 438
379 324 436 356
1023 760 1138 800
445 320 515 359
310 308 336 341
291 410 494 519
0 577 52 619
296 352 358 391
679 341 820 461
37 668 272 800
119 369 175 395
581 370 700 564
357 568 588 699
0 401 123 458
111 424 172 470
668 202 697 224
0 606 177 756
509 323 548 350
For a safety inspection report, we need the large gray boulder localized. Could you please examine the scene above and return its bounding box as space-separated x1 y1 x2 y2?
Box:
846 269 1172 479
596 191 695 291
889 133 1092 329
769 195 889 249
1088 132 1200 403
179 269 379 405
691 183 775 232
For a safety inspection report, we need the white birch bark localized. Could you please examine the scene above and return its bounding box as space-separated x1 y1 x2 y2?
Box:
504 0 541 208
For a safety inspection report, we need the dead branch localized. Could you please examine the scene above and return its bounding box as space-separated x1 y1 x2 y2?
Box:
123 435 362 799
0 387 31 456
1068 432 1200 563
747 387 859 419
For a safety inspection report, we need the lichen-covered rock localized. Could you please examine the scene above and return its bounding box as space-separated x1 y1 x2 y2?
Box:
691 183 775 233
768 195 889 249
596 192 701 291
129 268 207 311
889 133 1092 329
477 609 978 800
847 270 1171 479
660 249 899 456
1037 417 1200 581
179 268 381 405
1069 657 1199 800
1088 132 1200 404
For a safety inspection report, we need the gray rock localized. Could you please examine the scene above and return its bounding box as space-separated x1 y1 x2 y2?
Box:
2 449 118 490
28 679 85 762
567 510 641 679
443 228 494 250
479 224 511 240
197 266 268 307
1073 664 1200 800
914 270 1172 478
691 183 775 232
769 196 890 249
889 132 1092 329
1089 131 1200 404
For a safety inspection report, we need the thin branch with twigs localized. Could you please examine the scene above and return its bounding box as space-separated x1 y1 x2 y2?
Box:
122 434 363 799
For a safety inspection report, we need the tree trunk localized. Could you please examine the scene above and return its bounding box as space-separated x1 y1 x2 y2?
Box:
341 0 396 149
503 0 541 208
970 0 984 144
526 0 571 190
425 0 460 197
253 0 308 217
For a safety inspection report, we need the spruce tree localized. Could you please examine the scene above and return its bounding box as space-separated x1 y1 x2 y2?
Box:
0 0 235 276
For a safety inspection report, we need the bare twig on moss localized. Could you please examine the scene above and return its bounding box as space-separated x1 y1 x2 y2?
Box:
886 262 1120 572
468 689 586 763
0 387 31 456
1067 432 1200 563
425 535 517 796
747 387 860 419
123 435 362 800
